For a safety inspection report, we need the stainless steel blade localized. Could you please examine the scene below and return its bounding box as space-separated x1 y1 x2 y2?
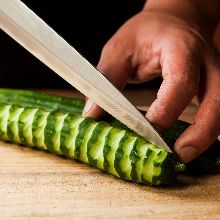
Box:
0 0 171 152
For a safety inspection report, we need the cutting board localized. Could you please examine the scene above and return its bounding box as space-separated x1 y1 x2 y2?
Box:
0 89 219 220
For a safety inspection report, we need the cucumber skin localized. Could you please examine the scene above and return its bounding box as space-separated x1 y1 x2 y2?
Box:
0 89 84 115
0 103 182 185
163 120 220 174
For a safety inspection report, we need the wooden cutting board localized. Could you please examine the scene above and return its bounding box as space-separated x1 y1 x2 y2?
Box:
0 89 219 220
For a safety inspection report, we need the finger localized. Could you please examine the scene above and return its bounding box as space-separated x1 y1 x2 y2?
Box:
175 97 220 163
82 98 107 120
146 45 200 133
83 35 134 119
175 59 220 163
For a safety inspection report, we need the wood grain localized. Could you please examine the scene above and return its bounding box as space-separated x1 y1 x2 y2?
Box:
0 89 219 220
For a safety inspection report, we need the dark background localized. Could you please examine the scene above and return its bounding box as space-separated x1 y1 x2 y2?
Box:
0 0 161 88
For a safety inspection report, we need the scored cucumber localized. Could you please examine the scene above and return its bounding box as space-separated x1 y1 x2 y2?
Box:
0 103 184 185
0 89 219 184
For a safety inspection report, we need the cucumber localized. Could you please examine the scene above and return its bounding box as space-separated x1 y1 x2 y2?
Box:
0 89 219 184
0 103 184 185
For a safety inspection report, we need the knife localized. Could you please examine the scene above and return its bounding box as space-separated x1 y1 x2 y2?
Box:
0 0 171 152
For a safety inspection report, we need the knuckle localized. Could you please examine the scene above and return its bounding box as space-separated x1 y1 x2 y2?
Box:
159 105 173 119
152 101 175 121
172 31 203 54
166 73 198 95
100 37 132 63
101 39 116 57
102 37 124 55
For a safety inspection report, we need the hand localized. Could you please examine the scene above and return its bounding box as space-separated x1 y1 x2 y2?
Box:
82 3 220 163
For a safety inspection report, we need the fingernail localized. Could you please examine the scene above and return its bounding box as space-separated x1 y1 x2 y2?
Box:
82 99 94 116
179 146 198 163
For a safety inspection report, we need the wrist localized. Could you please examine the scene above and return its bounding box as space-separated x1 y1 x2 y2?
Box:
144 0 219 37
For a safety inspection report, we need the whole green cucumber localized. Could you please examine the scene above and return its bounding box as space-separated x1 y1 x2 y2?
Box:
0 103 184 185
0 89 219 182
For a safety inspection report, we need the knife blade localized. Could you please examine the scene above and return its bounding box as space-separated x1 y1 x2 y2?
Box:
0 0 171 152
